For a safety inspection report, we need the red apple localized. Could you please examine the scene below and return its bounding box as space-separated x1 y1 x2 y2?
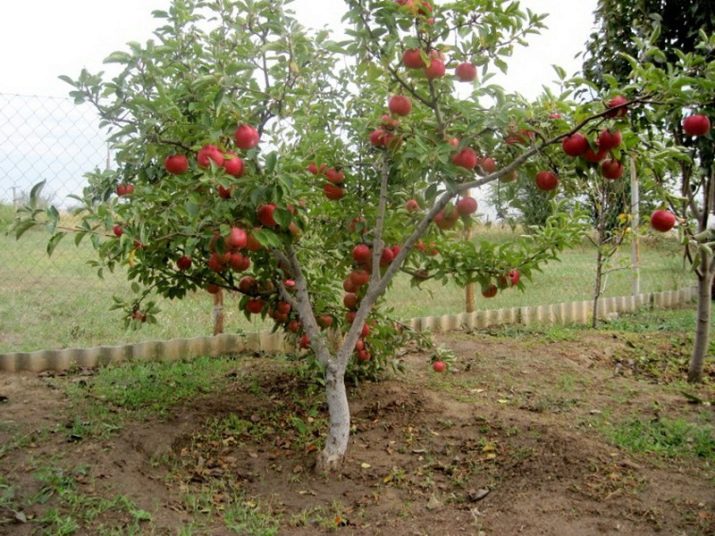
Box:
299 334 311 349
456 196 478 216
479 157 497 173
288 320 301 333
582 146 607 163
650 210 676 232
452 148 478 170
246 298 265 314
606 95 629 118
116 183 134 196
562 133 589 156
355 338 365 352
245 232 262 251
176 255 192 271
197 144 224 168
388 95 412 116
601 159 624 180
369 128 393 148
234 124 260 150
343 278 358 293
217 185 232 199
323 183 345 200
226 227 248 250
482 284 498 298
434 206 459 230
357 350 371 362
683 114 711 137
229 252 250 271
424 59 446 79
455 62 477 82
597 128 622 151
405 199 420 212
257 204 277 227
325 168 345 184
345 311 357 324
344 293 359 310
535 170 559 191
307 162 320 175
380 247 395 267
223 154 245 177
113 224 123 238
207 252 224 272
432 360 447 373
352 244 372 264
402 48 425 69
238 276 257 294
360 323 370 337
318 314 334 328
350 269 370 287
164 154 189 175
508 269 520 286
206 284 221 294
276 301 292 315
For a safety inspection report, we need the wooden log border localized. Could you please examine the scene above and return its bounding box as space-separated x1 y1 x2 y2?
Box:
0 287 697 373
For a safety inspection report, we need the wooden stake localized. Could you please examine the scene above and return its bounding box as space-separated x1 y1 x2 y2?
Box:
213 289 225 335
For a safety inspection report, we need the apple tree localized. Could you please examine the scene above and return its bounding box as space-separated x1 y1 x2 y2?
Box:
15 0 654 469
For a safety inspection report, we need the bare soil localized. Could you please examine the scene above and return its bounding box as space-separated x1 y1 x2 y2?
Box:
0 327 713 535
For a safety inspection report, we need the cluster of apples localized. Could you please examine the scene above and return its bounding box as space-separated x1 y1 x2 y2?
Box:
400 41 477 84
163 124 260 199
369 94 414 149
432 196 478 230
115 183 134 196
307 162 345 201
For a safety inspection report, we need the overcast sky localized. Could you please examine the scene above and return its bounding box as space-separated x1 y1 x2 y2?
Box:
0 0 597 98
0 0 597 206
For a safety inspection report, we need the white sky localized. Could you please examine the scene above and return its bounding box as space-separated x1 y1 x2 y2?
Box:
0 0 597 206
0 0 597 99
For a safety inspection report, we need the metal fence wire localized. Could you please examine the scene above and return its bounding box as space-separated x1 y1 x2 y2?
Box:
0 94 235 353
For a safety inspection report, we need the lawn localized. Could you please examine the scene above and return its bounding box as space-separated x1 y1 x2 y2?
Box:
0 307 712 535
0 222 693 353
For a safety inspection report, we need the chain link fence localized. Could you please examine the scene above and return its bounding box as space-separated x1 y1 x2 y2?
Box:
0 94 258 353
0 94 695 355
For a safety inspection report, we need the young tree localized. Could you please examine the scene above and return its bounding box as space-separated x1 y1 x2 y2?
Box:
16 0 659 469
583 1 714 382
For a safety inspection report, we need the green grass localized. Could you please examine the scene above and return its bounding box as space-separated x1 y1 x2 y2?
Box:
224 498 279 536
0 222 693 352
605 417 715 460
601 307 703 333
62 356 239 441
30 465 153 535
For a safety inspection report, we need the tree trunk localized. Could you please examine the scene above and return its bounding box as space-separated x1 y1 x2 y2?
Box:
316 364 350 471
688 259 714 383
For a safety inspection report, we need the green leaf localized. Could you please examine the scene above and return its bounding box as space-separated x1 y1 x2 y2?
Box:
46 232 66 257
29 181 46 206
14 220 36 240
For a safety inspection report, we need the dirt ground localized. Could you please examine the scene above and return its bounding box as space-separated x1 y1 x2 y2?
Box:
0 324 713 535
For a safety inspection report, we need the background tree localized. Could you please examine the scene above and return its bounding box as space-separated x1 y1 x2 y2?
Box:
582 0 714 382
